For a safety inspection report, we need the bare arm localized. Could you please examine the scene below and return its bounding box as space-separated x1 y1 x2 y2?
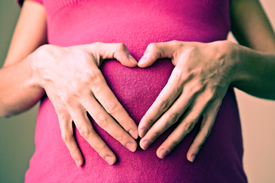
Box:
230 0 275 99
0 1 139 166
138 0 275 162
0 1 47 117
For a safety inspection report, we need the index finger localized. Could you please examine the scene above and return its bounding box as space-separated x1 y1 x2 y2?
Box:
67 105 117 165
89 73 138 139
138 41 182 68
76 42 138 67
138 67 190 137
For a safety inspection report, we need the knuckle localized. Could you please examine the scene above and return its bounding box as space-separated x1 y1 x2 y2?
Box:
94 144 107 155
170 40 178 44
79 73 94 85
147 43 159 53
158 99 170 112
118 116 130 129
89 70 103 84
70 84 82 97
206 88 217 101
57 111 67 121
104 101 117 114
60 94 71 104
183 122 194 133
95 113 108 128
167 112 180 125
170 40 182 48
93 42 101 47
36 44 55 55
193 80 204 93
90 79 104 94
114 135 124 142
116 43 127 52
172 67 185 83
78 126 91 139
61 132 71 144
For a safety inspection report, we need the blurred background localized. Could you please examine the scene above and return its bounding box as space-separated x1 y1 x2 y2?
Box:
0 0 275 182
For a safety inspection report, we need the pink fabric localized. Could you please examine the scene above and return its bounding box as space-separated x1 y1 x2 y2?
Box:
21 0 247 182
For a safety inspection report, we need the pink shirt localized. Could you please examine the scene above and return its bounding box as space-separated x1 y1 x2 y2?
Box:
20 0 247 182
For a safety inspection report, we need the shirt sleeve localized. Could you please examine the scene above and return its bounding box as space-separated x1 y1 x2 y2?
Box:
17 0 43 7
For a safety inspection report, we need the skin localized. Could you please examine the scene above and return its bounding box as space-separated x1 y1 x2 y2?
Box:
138 0 275 162
0 0 275 167
31 43 139 166
0 2 138 166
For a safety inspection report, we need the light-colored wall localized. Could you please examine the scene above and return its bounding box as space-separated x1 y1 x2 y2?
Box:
0 0 274 182
230 1 275 182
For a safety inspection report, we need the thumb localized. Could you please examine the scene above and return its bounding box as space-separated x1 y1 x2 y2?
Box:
112 43 138 67
76 42 137 67
138 41 178 68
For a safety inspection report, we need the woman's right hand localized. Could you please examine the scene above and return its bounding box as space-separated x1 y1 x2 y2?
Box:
30 42 138 166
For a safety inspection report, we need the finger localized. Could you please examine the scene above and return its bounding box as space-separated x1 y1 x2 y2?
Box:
89 74 138 139
112 43 138 67
139 80 203 150
49 96 84 167
82 95 137 152
77 42 137 67
138 67 195 138
57 109 84 167
186 100 221 162
67 105 117 165
138 41 181 68
156 92 212 159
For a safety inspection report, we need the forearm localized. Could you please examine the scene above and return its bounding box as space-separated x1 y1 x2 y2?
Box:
0 54 44 117
232 42 275 100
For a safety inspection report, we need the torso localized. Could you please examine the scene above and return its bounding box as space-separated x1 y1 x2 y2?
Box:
25 0 247 182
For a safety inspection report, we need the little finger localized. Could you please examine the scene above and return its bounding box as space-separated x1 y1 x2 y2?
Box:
67 105 117 165
156 92 212 159
57 109 84 167
186 100 221 162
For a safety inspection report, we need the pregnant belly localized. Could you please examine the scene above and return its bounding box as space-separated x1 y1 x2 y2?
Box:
101 59 174 123
26 59 247 183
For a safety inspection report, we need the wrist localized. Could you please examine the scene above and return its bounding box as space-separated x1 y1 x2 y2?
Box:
210 40 240 86
219 40 242 86
227 41 259 88
28 45 50 89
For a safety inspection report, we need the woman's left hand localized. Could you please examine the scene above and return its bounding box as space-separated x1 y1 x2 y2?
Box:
138 40 238 162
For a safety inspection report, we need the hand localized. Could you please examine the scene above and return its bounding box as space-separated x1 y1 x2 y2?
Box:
31 42 138 166
137 40 238 162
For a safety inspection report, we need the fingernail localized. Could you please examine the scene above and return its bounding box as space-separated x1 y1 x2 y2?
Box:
141 140 152 150
189 154 197 162
159 148 170 159
75 159 82 167
138 56 147 65
129 129 138 139
139 128 148 138
125 142 136 152
104 156 115 165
